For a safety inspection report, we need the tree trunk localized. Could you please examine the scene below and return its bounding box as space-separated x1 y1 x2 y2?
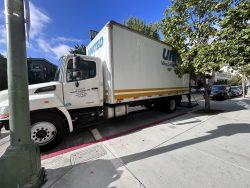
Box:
204 84 210 112
242 72 245 98
188 75 191 107
203 77 210 112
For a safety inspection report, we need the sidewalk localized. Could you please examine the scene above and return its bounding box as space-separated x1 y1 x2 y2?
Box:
41 97 250 188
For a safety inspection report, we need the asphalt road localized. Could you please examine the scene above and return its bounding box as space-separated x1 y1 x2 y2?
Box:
41 105 191 156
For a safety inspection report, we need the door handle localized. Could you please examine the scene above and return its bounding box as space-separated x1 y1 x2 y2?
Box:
92 87 98 90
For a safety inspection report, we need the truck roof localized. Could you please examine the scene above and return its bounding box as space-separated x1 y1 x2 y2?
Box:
105 20 175 50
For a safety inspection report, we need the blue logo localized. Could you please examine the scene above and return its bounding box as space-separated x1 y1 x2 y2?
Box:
88 37 104 55
161 48 178 67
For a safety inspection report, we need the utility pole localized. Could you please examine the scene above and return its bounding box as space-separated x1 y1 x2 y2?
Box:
0 0 45 187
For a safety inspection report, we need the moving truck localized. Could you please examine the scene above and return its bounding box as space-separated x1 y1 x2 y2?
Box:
0 21 189 149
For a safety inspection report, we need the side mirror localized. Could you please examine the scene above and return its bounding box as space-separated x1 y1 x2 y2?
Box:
72 56 81 80
73 56 81 87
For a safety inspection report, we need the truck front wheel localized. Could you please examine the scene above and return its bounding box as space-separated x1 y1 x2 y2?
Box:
31 112 66 150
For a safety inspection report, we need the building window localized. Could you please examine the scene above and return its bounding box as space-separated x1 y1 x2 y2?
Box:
33 65 41 70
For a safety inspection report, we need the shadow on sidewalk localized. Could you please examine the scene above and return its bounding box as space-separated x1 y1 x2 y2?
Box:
0 132 10 139
121 123 250 164
45 123 250 188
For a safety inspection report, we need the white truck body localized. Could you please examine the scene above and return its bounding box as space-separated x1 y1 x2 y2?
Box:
87 21 189 104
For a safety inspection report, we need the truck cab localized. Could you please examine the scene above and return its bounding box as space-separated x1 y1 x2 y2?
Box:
0 54 103 150
58 55 103 110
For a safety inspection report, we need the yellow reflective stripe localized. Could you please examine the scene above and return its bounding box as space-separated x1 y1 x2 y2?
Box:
114 87 189 100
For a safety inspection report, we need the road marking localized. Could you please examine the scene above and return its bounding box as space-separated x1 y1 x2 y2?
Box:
90 128 103 141
235 101 250 109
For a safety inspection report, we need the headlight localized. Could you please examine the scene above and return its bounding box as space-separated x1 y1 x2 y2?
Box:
0 106 9 119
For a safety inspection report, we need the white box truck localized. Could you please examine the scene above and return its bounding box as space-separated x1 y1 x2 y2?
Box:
0 21 189 149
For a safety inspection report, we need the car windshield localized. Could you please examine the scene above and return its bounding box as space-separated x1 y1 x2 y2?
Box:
212 85 225 90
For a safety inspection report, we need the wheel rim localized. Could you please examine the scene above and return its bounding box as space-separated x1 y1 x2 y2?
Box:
31 122 57 146
169 100 176 111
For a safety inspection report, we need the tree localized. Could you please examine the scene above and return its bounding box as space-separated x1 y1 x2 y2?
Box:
228 74 243 86
216 0 250 97
69 44 86 55
125 17 160 40
162 0 230 111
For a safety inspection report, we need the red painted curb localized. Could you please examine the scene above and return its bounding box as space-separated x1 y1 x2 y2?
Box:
41 112 186 160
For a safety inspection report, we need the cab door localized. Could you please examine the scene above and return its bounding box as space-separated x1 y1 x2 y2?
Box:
63 57 102 110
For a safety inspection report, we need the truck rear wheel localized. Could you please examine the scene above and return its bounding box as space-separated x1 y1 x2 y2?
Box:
158 98 177 113
144 101 154 110
168 98 177 113
31 112 66 150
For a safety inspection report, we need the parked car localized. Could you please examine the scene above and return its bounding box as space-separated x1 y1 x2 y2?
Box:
210 85 230 100
237 86 243 96
230 86 238 97
190 86 197 93
230 86 240 97
197 87 205 93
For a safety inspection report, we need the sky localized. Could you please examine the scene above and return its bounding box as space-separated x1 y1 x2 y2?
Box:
0 0 171 65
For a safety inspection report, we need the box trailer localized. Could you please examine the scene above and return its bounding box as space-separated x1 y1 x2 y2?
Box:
87 21 189 105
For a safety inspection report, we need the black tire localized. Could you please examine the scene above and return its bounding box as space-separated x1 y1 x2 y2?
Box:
175 95 182 106
158 98 177 113
144 102 154 110
31 112 66 151
166 98 177 113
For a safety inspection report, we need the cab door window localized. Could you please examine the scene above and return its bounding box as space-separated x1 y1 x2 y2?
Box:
66 59 96 82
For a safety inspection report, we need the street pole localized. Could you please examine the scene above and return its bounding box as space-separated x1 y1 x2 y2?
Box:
0 0 45 187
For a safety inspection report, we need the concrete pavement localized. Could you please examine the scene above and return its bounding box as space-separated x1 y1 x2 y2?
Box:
39 97 250 188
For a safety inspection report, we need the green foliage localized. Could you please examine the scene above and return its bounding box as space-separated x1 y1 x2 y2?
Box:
215 79 228 85
246 66 250 76
161 0 231 111
216 0 250 75
125 17 160 40
69 44 86 55
228 74 242 86
161 0 230 77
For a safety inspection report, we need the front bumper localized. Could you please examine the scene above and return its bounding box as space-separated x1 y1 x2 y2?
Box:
0 120 9 130
210 92 226 99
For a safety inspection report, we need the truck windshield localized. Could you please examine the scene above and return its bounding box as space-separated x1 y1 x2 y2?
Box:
54 57 64 81
54 66 62 81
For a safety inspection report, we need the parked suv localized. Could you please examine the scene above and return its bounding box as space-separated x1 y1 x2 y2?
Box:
237 86 243 96
210 85 230 100
230 86 240 97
